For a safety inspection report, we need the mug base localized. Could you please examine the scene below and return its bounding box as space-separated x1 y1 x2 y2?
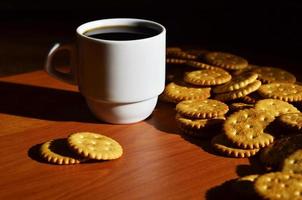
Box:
86 96 158 124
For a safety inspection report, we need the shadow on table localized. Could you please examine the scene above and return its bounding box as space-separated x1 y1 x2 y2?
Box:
181 135 216 155
28 139 106 165
146 101 180 135
205 179 238 200
28 143 47 163
146 100 219 154
0 81 98 123
147 100 268 199
205 156 267 200
236 156 268 177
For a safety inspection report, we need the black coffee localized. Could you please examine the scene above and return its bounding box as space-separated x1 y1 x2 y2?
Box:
84 25 159 41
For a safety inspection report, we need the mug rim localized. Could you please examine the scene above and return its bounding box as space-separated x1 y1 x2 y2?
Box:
76 18 166 43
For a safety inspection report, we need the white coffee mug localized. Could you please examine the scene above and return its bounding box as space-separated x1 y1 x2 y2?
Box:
45 18 166 124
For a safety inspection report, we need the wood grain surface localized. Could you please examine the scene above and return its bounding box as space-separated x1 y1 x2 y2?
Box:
0 71 260 200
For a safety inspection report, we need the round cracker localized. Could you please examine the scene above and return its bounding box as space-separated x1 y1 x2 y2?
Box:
223 109 275 149
214 80 262 102
185 60 219 70
281 149 302 174
278 113 302 131
258 83 302 102
254 172 302 200
255 99 300 117
68 132 123 160
204 52 248 70
252 67 296 84
163 82 211 103
213 72 258 93
40 138 86 165
184 69 232 86
211 134 260 158
166 58 187 65
176 99 229 119
166 50 196 60
175 113 225 129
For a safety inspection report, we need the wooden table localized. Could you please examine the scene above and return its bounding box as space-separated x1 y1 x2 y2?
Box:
0 70 257 199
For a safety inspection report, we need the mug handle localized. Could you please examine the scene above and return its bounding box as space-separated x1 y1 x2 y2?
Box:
45 43 77 85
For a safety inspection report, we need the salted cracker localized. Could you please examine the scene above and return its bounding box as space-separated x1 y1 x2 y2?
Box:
214 80 261 102
213 72 258 93
175 113 225 129
255 99 300 117
163 82 211 103
204 51 248 70
40 138 86 165
211 134 260 158
258 83 302 102
223 109 275 149
68 132 123 160
184 68 232 86
278 113 302 131
176 99 229 119
252 67 296 84
254 172 302 200
281 150 302 174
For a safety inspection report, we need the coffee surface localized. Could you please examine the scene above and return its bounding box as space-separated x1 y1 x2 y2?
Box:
84 25 159 41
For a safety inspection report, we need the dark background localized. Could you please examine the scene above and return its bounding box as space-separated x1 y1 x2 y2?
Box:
1 1 302 76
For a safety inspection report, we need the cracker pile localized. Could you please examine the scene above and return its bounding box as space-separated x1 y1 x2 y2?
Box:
175 99 227 138
164 47 302 199
39 132 123 165
230 172 302 200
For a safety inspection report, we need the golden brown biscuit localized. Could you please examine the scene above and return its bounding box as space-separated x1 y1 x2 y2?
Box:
281 150 302 174
166 58 187 65
254 172 302 200
255 99 300 117
204 52 248 70
223 109 275 149
252 67 296 84
185 60 219 70
175 113 225 129
213 72 258 94
258 83 302 102
166 50 196 60
176 99 229 119
214 80 261 102
211 134 260 158
278 113 302 131
184 68 232 86
259 135 302 168
40 138 86 165
163 82 211 103
68 132 123 160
